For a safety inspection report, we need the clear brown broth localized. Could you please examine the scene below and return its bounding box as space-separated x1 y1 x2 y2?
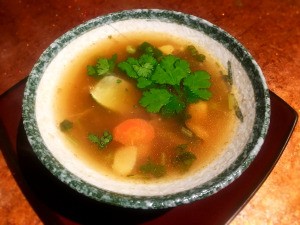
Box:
54 32 236 183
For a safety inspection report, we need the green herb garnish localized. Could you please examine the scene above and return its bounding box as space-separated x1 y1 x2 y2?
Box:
59 119 73 132
140 160 166 178
172 144 197 172
138 42 163 59
186 45 206 62
88 42 212 117
223 61 233 85
87 54 117 77
118 43 212 117
88 130 113 149
228 93 244 122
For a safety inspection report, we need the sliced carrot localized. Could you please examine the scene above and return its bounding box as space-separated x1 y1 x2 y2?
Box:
113 118 155 146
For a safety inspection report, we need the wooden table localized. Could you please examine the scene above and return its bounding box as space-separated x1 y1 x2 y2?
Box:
0 0 299 224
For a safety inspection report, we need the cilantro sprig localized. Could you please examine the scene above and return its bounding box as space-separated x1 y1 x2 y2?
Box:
87 54 117 77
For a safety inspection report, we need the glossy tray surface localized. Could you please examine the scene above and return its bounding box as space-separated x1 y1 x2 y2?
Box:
0 79 297 225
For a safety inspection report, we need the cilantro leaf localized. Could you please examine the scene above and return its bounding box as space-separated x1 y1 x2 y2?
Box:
87 54 117 77
152 55 190 85
118 57 139 78
137 77 153 88
184 71 211 89
184 88 212 102
183 70 212 101
118 54 157 79
161 96 186 117
139 88 173 113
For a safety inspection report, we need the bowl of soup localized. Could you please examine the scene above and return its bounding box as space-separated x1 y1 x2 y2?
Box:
22 9 270 209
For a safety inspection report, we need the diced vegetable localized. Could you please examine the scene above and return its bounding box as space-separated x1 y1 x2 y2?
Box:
112 146 138 176
126 45 136 54
158 45 174 55
90 76 140 113
113 118 155 146
185 101 209 139
186 101 208 120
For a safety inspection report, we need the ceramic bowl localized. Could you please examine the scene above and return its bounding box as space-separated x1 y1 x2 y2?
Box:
22 9 270 209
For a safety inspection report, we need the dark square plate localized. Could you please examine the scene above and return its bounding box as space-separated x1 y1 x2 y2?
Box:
0 79 297 225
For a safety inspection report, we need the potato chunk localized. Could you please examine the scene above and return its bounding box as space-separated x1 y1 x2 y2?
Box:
158 45 174 55
90 76 139 113
185 101 209 139
112 146 138 176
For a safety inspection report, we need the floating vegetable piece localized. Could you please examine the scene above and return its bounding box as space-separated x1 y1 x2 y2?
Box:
90 76 140 113
112 146 138 176
126 45 136 54
185 101 209 140
187 101 208 121
158 45 174 55
113 118 155 146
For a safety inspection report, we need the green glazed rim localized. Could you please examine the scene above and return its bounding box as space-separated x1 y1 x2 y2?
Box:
22 9 270 209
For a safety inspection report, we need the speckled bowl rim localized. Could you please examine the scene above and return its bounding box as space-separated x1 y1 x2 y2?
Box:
22 9 270 209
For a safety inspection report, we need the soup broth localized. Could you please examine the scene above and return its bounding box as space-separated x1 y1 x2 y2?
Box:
54 32 237 183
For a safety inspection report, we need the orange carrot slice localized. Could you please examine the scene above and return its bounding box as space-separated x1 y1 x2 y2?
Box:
113 118 155 146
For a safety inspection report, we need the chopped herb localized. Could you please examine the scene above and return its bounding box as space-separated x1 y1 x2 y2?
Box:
172 144 196 172
116 79 122 84
138 42 163 59
88 130 113 149
223 61 233 85
186 45 206 62
87 54 117 77
181 126 194 138
59 119 73 132
140 160 166 178
228 93 244 122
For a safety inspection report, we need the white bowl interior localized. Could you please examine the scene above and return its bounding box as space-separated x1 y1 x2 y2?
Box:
35 19 257 196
